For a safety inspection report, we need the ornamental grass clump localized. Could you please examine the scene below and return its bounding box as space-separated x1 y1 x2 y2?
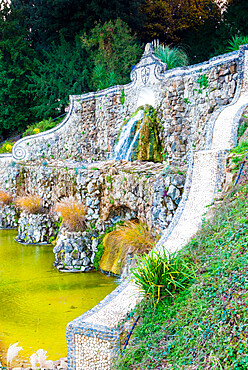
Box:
0 190 13 206
132 248 196 305
99 221 158 275
54 196 86 232
15 194 43 214
115 220 158 255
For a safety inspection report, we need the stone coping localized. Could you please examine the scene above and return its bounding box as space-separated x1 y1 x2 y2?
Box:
0 227 17 230
205 45 248 150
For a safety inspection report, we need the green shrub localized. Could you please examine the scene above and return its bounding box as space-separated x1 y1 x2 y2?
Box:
238 116 248 138
154 45 189 69
132 247 196 305
0 140 14 154
82 18 143 91
23 117 59 137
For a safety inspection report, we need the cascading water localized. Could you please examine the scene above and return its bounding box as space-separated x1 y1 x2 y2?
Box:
113 109 144 160
125 125 142 160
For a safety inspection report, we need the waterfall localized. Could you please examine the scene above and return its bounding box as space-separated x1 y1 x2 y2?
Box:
126 126 142 160
113 109 144 160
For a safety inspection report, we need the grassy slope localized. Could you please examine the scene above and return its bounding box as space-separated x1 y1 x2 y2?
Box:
115 143 248 370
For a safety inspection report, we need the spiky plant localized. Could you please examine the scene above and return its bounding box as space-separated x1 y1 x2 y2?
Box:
15 195 43 214
132 247 196 305
154 45 189 70
115 220 158 255
226 35 248 52
0 190 13 206
54 196 86 231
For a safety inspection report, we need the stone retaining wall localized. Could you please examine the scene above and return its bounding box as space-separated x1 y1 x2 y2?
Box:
16 212 59 244
0 160 185 233
0 205 17 229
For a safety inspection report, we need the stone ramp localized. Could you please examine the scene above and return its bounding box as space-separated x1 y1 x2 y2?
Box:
67 280 139 370
155 149 227 254
211 93 248 150
67 148 229 370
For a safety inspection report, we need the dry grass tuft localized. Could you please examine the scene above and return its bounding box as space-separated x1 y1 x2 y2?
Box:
0 190 13 206
15 194 43 214
99 220 159 275
115 220 158 255
54 196 87 231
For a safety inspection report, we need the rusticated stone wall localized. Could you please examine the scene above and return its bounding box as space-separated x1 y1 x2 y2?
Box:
0 159 185 234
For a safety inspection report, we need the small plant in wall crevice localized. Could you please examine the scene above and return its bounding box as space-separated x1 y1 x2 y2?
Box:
0 191 13 206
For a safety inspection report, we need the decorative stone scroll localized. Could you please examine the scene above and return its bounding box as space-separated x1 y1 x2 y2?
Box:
130 43 168 87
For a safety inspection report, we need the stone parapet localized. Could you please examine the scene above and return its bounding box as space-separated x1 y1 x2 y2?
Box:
67 281 139 370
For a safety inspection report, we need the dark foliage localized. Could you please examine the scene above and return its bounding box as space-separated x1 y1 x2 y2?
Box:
28 35 89 120
0 4 36 139
11 0 145 52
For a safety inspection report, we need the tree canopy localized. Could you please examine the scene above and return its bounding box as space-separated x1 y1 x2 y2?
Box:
139 0 221 45
0 0 248 139
0 4 36 138
11 0 145 51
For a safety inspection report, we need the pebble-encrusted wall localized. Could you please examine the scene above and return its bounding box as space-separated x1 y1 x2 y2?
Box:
0 205 17 229
16 212 59 244
158 62 238 160
7 45 240 165
53 228 97 272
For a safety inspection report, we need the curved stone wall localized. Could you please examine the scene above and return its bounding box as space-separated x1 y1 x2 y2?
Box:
0 46 240 166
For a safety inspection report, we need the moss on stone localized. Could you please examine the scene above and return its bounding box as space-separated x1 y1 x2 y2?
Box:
136 105 164 162
99 231 126 275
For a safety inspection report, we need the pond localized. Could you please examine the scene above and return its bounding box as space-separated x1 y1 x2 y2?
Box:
0 230 118 367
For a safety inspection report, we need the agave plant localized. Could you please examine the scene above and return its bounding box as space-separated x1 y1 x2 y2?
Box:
154 45 189 70
226 35 248 52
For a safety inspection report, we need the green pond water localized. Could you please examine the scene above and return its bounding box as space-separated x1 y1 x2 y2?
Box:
0 229 118 366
